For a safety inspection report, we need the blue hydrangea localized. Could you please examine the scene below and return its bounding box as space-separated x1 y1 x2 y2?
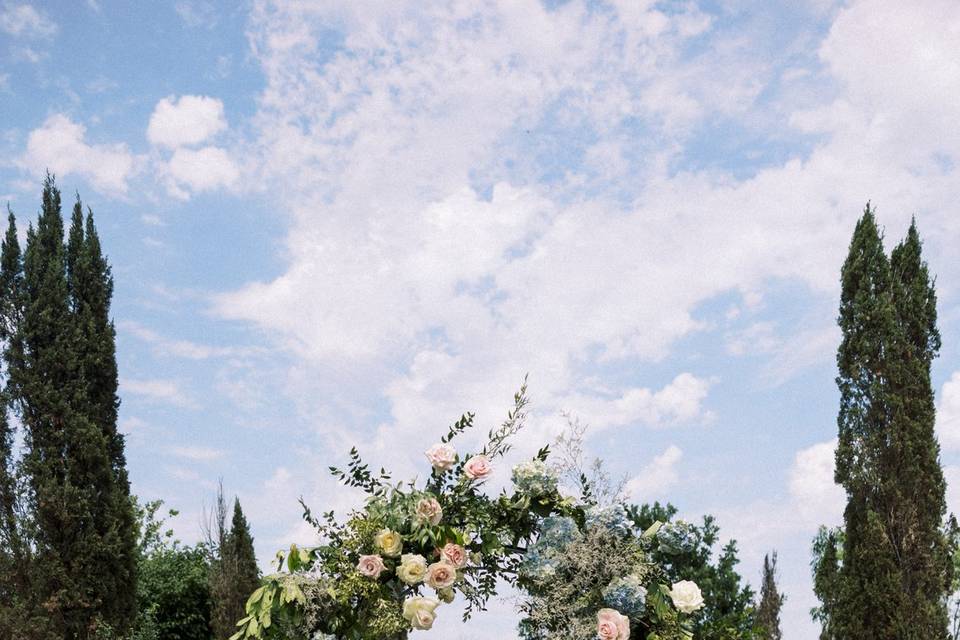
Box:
656 520 697 555
539 515 580 548
602 574 648 618
585 504 632 537
519 545 559 581
511 459 559 496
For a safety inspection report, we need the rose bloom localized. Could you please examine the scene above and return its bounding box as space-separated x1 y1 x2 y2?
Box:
374 529 403 557
668 580 705 614
415 497 443 525
397 553 428 585
355 554 386 579
402 595 440 630
425 561 457 589
440 542 468 569
463 454 492 481
425 443 457 471
597 608 630 640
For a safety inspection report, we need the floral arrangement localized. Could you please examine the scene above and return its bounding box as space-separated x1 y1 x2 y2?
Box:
231 383 704 640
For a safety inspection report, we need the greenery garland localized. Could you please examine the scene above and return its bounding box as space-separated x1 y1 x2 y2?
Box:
232 382 704 640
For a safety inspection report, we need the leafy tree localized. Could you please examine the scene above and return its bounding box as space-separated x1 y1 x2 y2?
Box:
629 502 756 639
814 207 953 639
756 551 783 640
134 498 213 640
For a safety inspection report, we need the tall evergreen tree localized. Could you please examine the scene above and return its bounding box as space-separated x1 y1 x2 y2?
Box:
211 497 260 640
2 176 135 638
756 551 783 640
814 206 952 639
70 200 138 630
885 219 952 634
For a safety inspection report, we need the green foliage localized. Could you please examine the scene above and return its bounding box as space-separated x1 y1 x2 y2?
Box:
212 497 262 640
133 496 213 640
138 545 214 640
0 176 137 638
629 503 756 639
814 207 953 639
755 552 783 640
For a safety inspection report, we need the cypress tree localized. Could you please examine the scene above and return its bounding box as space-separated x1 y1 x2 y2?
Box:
7 175 130 638
211 497 260 640
814 206 952 639
71 202 138 630
756 551 783 640
885 219 951 635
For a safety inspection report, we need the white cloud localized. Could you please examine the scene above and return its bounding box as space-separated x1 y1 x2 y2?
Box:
163 146 239 197
140 213 165 226
18 114 136 195
168 445 224 462
212 4 960 638
174 1 217 29
625 444 683 499
788 439 845 524
147 95 227 149
120 320 249 360
122 378 196 409
0 3 56 38
937 372 960 451
569 374 716 431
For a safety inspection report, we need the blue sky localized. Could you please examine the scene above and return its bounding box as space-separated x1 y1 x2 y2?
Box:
3 1 960 638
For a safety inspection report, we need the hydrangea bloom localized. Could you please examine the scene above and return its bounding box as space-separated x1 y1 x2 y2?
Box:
656 520 696 555
511 459 559 496
539 515 580 548
519 545 559 581
602 573 648 618
585 504 632 537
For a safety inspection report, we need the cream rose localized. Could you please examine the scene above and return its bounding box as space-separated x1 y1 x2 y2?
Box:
415 497 443 525
597 608 630 640
374 529 403 557
425 443 457 471
425 561 457 589
463 454 492 481
355 554 386 579
397 553 428 585
402 595 440 630
440 542 468 569
668 580 705 614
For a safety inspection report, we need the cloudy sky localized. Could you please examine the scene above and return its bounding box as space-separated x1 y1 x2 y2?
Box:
3 1 960 637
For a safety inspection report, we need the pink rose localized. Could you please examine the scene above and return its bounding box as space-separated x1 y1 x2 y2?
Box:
415 497 443 525
597 608 630 640
463 454 492 481
356 554 387 579
425 561 458 589
425 443 457 471
440 542 468 569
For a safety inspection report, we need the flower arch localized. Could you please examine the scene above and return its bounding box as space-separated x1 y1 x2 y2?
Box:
232 383 703 640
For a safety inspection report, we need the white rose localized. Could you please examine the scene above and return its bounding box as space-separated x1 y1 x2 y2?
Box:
415 497 443 525
668 580 705 614
463 454 492 481
402 595 440 630
425 443 457 471
397 553 428 585
374 529 403 557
